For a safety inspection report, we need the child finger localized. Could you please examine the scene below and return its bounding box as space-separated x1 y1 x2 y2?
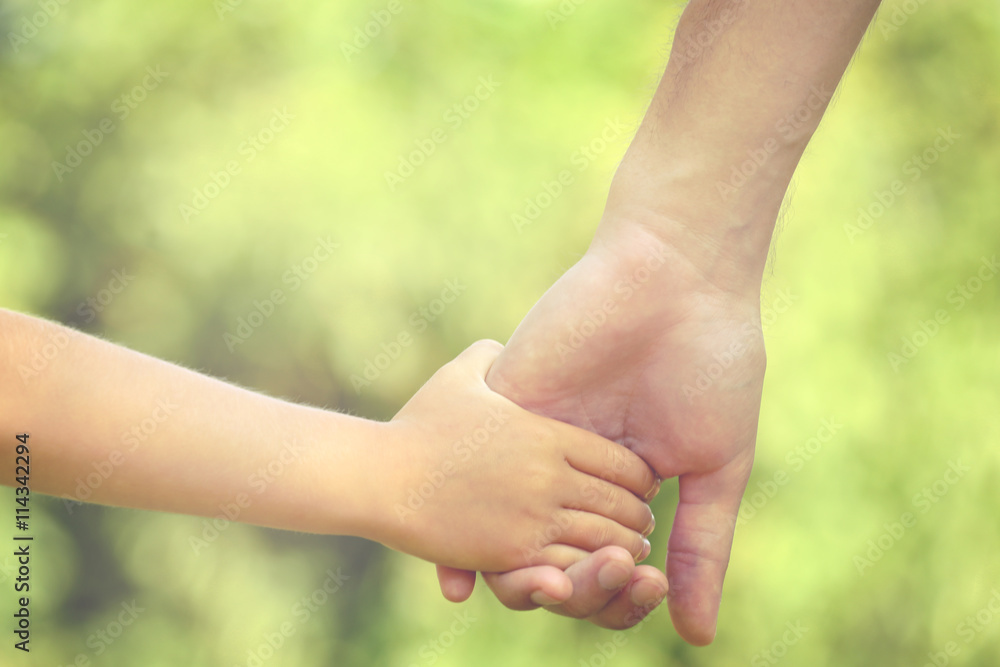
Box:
523 543 593 569
568 473 655 536
563 432 660 501
548 510 650 562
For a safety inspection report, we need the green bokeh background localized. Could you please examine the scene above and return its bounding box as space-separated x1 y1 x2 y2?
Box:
1 0 999 664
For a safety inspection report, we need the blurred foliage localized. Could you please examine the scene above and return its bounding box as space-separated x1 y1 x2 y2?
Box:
1 0 999 665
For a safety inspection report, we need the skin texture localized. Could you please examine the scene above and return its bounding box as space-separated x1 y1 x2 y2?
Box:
437 0 883 645
385 340 660 571
0 310 657 572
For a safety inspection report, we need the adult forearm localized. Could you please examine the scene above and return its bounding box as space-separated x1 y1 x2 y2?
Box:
0 309 377 535
603 0 882 291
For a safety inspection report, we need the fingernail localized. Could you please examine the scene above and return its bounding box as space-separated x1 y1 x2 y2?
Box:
530 591 560 606
644 513 656 537
638 538 651 562
632 581 667 608
649 586 668 608
598 561 631 591
645 480 661 501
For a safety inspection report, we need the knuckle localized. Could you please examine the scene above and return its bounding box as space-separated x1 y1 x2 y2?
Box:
560 600 597 619
592 522 615 549
605 486 626 515
601 443 622 482
472 338 502 353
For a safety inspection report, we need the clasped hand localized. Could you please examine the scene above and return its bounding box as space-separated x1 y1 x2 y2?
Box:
431 215 766 645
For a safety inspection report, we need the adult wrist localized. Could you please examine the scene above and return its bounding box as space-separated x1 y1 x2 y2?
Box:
594 180 773 303
597 84 818 294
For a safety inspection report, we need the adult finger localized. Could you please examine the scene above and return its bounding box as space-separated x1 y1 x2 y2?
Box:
666 454 751 645
550 564 668 630
482 565 575 610
487 548 632 620
540 546 639 621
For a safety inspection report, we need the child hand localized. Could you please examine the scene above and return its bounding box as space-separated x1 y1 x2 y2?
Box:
373 340 659 572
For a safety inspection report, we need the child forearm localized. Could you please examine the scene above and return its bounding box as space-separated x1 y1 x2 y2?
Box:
0 308 378 536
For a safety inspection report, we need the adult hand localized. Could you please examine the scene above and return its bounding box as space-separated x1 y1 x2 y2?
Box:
432 0 879 640
439 212 766 644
